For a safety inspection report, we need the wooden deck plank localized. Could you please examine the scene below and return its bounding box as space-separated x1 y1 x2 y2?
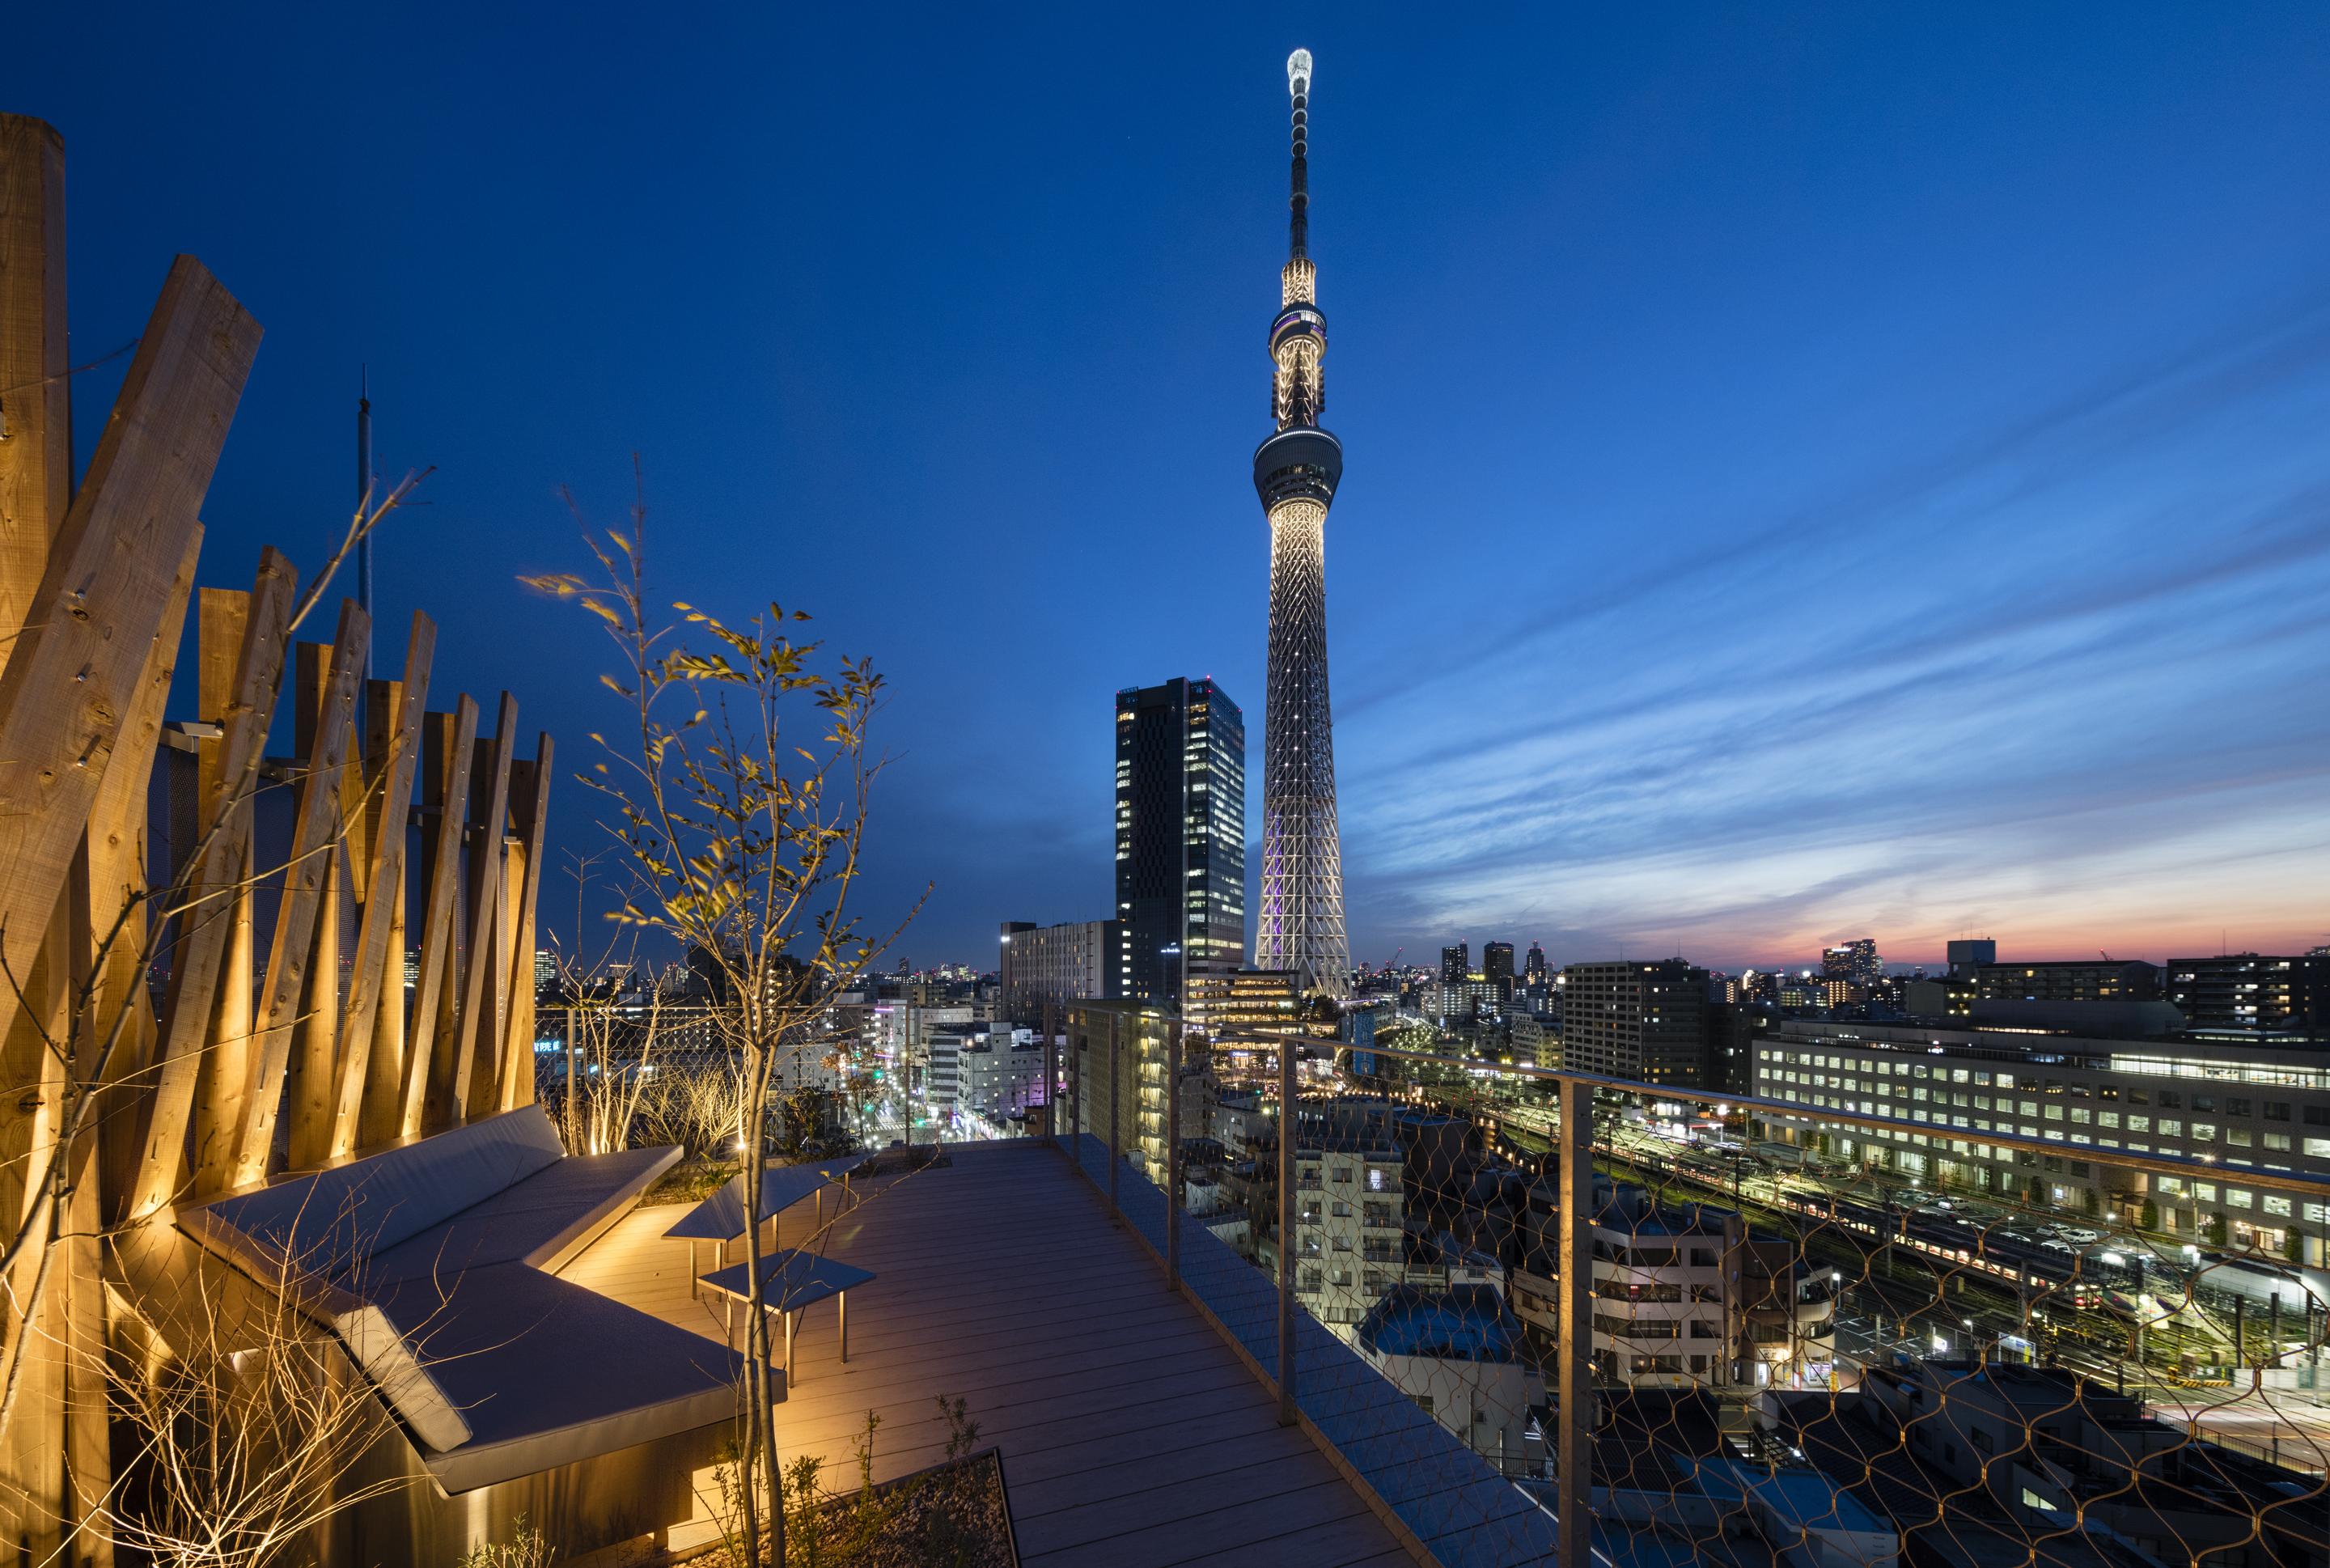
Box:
1010 1428 1354 1522
560 1142 1404 1568
1022 1476 1379 1568
1015 1451 1362 1556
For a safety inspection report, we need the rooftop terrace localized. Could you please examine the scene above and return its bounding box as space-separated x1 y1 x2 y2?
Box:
561 1138 1504 1566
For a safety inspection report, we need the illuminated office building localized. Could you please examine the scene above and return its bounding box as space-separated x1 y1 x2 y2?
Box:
1116 678 1247 1010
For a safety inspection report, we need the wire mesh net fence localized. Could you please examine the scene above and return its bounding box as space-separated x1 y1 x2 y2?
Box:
1058 1007 2330 1568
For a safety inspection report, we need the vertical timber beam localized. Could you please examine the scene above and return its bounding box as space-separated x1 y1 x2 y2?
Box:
57 535 192 1568
1557 1076 1594 1568
405 699 477 1137
180 574 285 1203
449 693 515 1121
138 564 294 1214
83 532 200 1219
0 116 69 667
354 676 409 1150
496 735 553 1112
0 120 70 1552
237 600 368 1182
328 613 433 1157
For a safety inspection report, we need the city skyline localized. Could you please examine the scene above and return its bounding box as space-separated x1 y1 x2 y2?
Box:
13 8 2328 968
11 17 2330 1568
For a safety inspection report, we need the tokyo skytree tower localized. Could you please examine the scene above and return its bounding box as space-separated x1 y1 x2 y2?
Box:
1252 48 1350 1000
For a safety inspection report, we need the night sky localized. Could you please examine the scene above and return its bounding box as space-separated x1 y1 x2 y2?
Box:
11 6 2329 973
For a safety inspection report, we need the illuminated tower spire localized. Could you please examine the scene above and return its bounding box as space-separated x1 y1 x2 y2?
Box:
1253 46 1350 999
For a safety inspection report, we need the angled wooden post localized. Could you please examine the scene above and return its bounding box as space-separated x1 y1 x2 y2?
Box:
85 532 200 1220
176 571 293 1206
0 121 74 1551
405 697 478 1137
496 735 553 1112
328 612 434 1157
0 133 70 1546
0 898 73 1557
0 254 260 1073
449 693 517 1121
237 600 368 1181
57 532 194 1564
354 673 411 1150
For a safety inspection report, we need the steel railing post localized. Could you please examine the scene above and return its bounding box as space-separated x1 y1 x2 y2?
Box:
1558 1074 1593 1568
1108 1012 1121 1219
1167 1015 1182 1291
1070 1017 1082 1176
1043 1002 1058 1148
1278 1036 1297 1426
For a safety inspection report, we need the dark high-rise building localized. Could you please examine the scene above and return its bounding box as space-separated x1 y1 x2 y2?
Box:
1483 942 1516 989
1945 938 1997 980
1440 944 1470 983
1560 960 1710 1087
1523 942 1548 989
1115 678 1247 1010
1703 1002 1773 1096
2167 954 2328 1035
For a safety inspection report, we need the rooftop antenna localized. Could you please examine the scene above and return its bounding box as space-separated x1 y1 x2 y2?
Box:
1286 49 1312 263
357 368 375 680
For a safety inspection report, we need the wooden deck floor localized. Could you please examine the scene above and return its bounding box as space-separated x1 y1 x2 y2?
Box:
559 1139 1409 1568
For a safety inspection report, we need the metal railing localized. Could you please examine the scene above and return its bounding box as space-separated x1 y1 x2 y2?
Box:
1040 1019 2330 1568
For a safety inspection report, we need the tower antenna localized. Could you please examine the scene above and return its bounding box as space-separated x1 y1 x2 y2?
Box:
1253 48 1350 1000
357 367 375 680
1286 49 1312 263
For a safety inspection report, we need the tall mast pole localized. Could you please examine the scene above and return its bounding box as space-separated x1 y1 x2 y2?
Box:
1253 48 1350 1000
356 368 375 679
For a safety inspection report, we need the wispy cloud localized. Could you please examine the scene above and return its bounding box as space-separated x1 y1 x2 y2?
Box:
1336 297 2330 967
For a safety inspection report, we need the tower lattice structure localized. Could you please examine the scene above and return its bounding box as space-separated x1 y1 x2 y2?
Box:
1253 48 1350 1000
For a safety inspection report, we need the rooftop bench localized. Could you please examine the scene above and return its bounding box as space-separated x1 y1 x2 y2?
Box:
183 1104 750 1495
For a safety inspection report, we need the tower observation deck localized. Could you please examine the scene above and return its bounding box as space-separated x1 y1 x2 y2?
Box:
1253 47 1350 1000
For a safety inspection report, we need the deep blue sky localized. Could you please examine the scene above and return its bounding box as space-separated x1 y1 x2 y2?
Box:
13 6 2330 972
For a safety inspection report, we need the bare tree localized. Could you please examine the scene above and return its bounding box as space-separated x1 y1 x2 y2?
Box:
60 1206 433 1566
633 1053 749 1163
525 472 924 1566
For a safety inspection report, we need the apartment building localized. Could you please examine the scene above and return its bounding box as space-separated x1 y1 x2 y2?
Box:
1559 960 1709 1087
1292 1130 1408 1336
1069 998 1204 1179
1506 1179 1836 1390
927 1022 1047 1123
